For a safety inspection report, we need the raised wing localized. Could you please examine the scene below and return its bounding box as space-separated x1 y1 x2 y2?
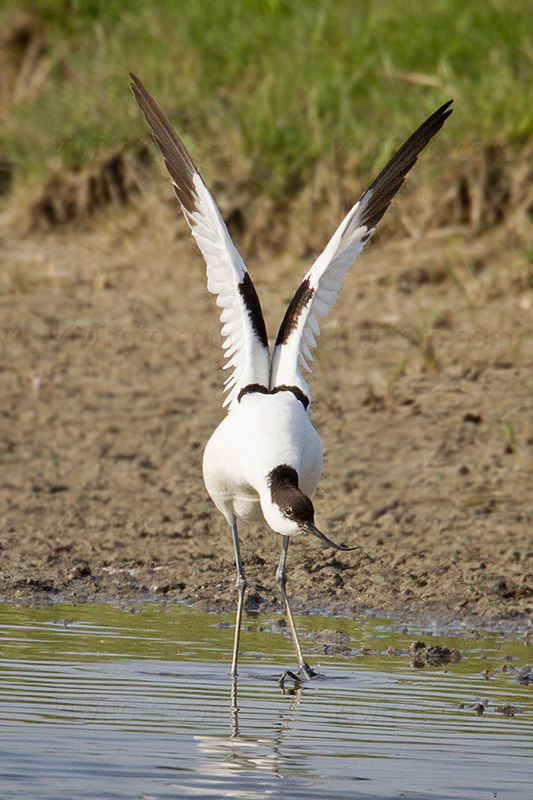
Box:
270 100 453 405
130 74 270 410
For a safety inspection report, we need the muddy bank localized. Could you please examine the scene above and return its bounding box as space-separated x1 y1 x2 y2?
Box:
0 199 532 631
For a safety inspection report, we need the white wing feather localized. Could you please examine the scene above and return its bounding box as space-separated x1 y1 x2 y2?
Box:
130 74 270 411
271 100 453 404
183 177 270 407
270 193 373 399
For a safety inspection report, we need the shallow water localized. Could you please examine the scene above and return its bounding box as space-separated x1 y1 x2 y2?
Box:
0 604 532 800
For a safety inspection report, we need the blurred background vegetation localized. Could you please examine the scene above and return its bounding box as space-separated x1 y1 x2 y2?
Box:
0 0 532 222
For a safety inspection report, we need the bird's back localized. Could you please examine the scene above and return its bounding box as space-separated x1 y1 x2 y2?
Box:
203 392 322 523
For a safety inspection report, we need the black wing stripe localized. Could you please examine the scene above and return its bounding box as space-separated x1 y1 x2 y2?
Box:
130 73 197 214
275 278 315 346
238 272 269 348
359 100 453 230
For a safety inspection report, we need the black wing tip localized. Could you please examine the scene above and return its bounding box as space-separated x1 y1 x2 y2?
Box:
433 98 454 115
396 98 454 161
423 98 454 134
409 98 454 152
437 98 454 115
129 72 145 98
359 98 454 229
129 71 200 213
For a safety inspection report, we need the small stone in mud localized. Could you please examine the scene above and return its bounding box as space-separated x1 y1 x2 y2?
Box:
516 668 532 685
321 644 354 656
426 645 462 665
68 563 92 580
155 580 185 594
314 628 349 644
244 592 263 611
371 500 400 521
409 640 427 668
463 412 482 424
492 579 514 598
409 641 461 667
502 664 533 684
49 484 69 494
495 704 520 717
387 646 405 656
138 457 157 469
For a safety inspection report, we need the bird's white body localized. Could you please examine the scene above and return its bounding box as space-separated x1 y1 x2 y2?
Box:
203 392 322 530
131 73 452 676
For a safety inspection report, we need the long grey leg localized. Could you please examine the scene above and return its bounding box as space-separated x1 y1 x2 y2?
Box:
276 536 317 679
230 520 247 678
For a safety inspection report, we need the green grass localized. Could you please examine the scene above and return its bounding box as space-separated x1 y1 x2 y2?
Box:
1 0 533 198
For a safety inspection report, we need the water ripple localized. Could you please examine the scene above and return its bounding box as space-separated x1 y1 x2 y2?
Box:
0 603 531 799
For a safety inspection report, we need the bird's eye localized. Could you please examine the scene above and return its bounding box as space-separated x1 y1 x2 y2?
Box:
284 507 293 517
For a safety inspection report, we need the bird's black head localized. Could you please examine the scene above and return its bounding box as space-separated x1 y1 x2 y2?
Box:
268 464 315 526
267 464 359 552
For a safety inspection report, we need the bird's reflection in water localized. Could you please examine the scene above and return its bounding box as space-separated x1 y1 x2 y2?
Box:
193 676 315 785
230 675 302 737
